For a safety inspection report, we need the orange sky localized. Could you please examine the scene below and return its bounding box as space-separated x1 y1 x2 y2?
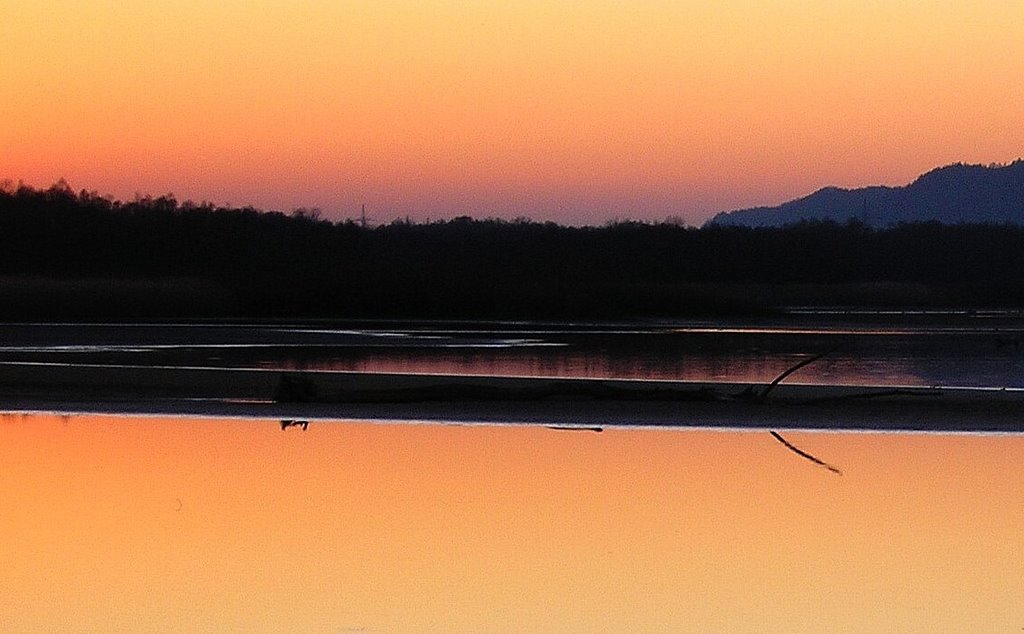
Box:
3 1 1024 224
2 414 1023 631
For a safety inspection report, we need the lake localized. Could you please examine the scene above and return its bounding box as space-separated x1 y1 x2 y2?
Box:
2 312 1023 388
1 413 1021 631
3 317 1022 629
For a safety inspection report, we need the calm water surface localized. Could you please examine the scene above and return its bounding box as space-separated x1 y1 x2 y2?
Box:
1 414 1021 631
2 315 1024 387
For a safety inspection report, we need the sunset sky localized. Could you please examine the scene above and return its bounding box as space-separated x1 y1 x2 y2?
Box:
4 1 1024 225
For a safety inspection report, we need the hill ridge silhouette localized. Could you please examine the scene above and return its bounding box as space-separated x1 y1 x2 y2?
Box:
709 160 1024 227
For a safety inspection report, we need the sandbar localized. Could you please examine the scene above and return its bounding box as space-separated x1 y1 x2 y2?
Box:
1 361 1022 432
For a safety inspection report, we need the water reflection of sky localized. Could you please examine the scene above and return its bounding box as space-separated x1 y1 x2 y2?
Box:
1 322 1023 388
2 415 1021 631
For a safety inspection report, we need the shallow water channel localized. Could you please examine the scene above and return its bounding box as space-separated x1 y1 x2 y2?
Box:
1 414 1021 631
2 314 1024 388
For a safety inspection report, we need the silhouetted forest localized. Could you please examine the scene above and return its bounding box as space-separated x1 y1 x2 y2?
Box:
3 180 1024 320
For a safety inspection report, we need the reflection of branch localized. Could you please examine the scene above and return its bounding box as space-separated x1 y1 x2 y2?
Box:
770 431 842 475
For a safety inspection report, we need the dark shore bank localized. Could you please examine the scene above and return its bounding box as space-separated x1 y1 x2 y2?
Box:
2 361 1022 432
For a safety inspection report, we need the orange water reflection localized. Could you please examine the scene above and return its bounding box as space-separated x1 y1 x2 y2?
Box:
276 353 932 389
2 414 1022 631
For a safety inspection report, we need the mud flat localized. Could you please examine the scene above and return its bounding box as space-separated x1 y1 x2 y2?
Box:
1 361 1022 432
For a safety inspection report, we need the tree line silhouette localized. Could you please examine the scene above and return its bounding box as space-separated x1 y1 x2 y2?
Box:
3 180 1024 320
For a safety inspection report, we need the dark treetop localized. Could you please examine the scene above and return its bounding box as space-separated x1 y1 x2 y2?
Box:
4 180 1024 320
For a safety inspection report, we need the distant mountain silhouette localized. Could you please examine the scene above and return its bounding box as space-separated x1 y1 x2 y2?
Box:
709 160 1024 227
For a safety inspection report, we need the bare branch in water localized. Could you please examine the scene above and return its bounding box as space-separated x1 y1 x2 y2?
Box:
547 425 604 433
759 349 835 400
770 431 842 475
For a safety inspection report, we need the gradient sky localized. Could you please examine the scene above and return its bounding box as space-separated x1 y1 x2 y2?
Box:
4 1 1024 225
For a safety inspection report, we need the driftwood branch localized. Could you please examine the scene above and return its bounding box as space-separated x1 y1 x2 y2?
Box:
759 348 834 400
758 349 843 474
547 425 604 433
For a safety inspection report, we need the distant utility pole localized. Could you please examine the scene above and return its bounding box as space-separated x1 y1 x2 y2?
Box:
360 203 376 228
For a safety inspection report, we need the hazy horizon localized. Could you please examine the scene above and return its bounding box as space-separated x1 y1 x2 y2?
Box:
4 2 1023 225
